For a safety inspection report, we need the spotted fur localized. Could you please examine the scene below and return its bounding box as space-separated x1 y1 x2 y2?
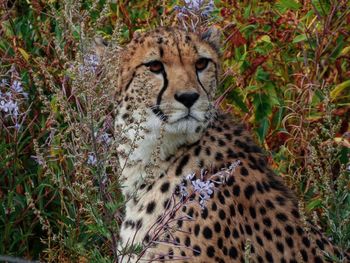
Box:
115 27 350 262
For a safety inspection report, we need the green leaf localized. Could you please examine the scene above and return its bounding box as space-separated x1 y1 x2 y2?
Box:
263 83 280 107
276 0 301 12
330 35 345 60
256 118 270 143
245 85 260 93
227 89 249 113
306 199 322 211
256 67 270 82
18 48 30 61
253 93 272 121
292 34 307 43
311 0 331 16
50 95 59 114
1 20 14 38
272 104 284 129
243 3 252 18
340 46 350 56
330 80 350 100
260 35 271 43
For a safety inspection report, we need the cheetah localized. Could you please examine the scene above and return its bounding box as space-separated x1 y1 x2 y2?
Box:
114 27 350 262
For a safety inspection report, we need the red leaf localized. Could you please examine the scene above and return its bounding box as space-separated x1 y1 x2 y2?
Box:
220 8 232 18
227 28 247 47
251 56 268 69
243 55 268 80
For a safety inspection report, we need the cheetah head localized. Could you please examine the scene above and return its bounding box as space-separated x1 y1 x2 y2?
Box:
115 27 221 161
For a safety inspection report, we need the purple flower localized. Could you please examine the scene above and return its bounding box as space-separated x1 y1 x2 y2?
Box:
201 0 214 17
0 94 23 130
31 155 44 165
184 0 204 10
191 178 214 208
174 0 215 18
0 69 29 131
10 80 28 98
98 132 112 145
229 160 241 171
11 80 23 93
182 170 214 209
79 54 100 74
179 182 189 198
13 123 21 130
173 6 188 19
0 99 19 117
87 153 97 166
1 79 8 87
186 172 196 181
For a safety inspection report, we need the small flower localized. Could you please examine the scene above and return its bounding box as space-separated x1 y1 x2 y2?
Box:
98 132 112 145
1 79 8 87
186 172 196 181
4 91 12 98
87 153 97 166
12 122 21 130
191 179 214 194
0 100 6 110
11 80 23 93
180 161 241 209
179 182 189 198
101 172 108 185
228 160 241 171
184 0 204 10
174 0 215 18
0 99 19 117
10 80 28 98
191 179 214 208
201 0 214 17
31 155 44 165
173 6 188 19
347 164 350 172
78 54 100 75
80 54 100 74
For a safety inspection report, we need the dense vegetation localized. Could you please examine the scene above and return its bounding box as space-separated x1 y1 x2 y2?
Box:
0 0 349 262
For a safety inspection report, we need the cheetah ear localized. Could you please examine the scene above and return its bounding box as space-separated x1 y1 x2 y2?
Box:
201 27 221 53
94 37 108 58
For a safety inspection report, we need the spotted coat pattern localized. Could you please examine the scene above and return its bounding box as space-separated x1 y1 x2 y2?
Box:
115 27 350 263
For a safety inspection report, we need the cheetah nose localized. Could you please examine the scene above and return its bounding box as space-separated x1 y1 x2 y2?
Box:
174 92 200 108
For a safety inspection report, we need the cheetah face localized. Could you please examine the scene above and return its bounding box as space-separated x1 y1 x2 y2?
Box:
116 28 220 136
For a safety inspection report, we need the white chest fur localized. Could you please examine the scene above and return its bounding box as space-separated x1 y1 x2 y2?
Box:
116 108 205 249
119 163 177 248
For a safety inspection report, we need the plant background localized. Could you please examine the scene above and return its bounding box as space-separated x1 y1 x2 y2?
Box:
0 0 349 262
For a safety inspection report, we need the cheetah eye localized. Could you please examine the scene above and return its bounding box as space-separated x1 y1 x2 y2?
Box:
145 60 164 74
195 58 210 71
